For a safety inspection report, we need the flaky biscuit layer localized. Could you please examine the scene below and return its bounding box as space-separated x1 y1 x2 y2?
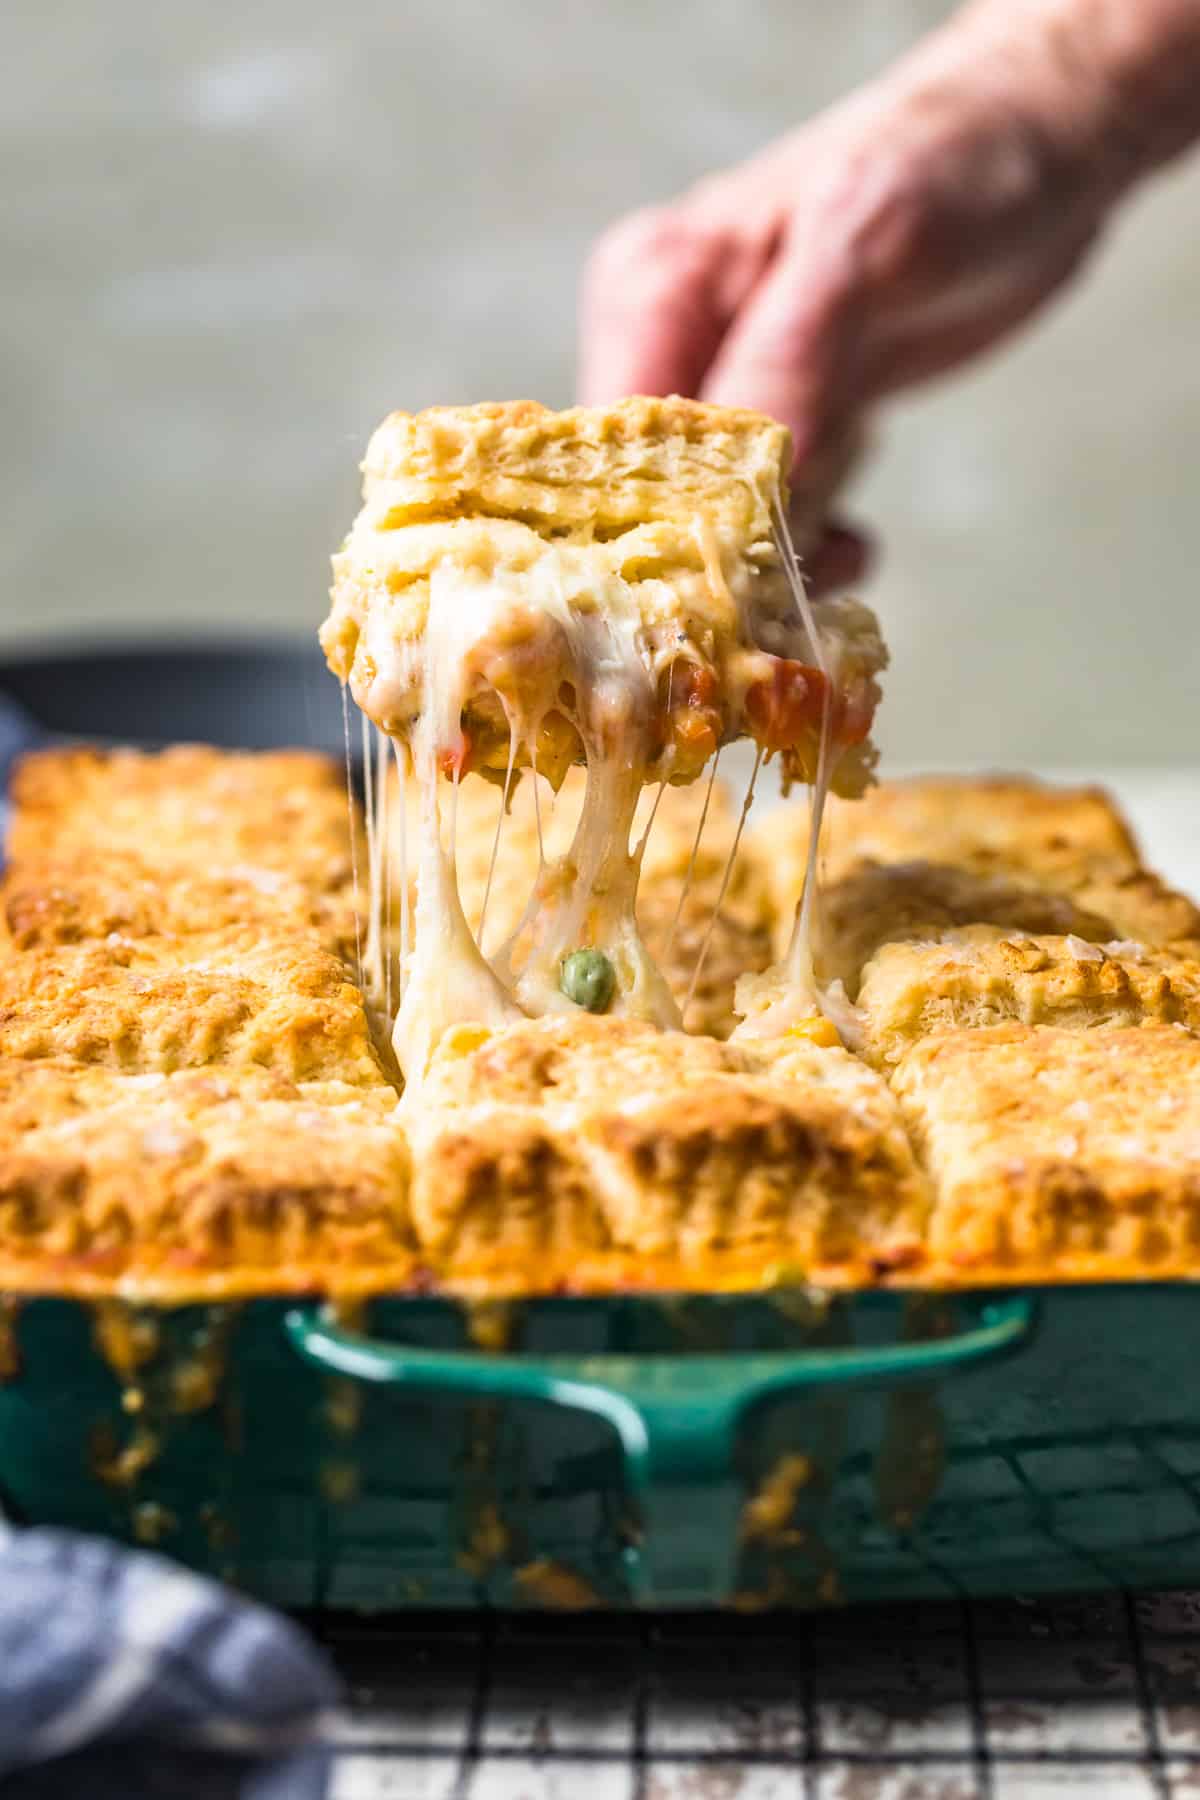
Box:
858 934 1200 1069
893 1024 1200 1283
409 1016 930 1293
9 746 358 892
0 930 387 1085
0 1061 410 1298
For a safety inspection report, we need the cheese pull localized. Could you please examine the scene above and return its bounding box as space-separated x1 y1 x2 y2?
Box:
324 398 888 1082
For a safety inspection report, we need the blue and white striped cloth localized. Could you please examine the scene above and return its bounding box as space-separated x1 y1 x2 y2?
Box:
0 1525 340 1798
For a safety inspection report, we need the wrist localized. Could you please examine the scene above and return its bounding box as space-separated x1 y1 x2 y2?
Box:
924 0 1200 202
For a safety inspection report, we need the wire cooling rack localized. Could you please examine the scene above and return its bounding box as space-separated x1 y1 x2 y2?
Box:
317 1589 1200 1799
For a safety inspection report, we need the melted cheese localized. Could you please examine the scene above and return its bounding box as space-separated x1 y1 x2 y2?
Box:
731 501 862 1047
383 549 688 1093
366 510 872 1085
328 409 886 1090
391 567 525 1090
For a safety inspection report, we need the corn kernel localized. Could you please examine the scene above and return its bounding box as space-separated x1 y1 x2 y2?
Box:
786 1016 840 1047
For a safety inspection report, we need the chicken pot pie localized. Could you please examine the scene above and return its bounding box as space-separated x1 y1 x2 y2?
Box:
3 395 1200 1301
324 398 886 1078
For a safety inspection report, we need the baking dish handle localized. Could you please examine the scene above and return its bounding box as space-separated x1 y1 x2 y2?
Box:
284 1295 1033 1604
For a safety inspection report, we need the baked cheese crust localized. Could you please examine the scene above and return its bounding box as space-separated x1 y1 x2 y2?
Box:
408 1016 930 1294
893 1024 1200 1283
0 931 388 1085
858 934 1200 1068
2 853 361 965
0 1061 410 1298
9 746 358 892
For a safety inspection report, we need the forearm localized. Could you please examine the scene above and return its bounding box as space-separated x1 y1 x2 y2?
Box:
898 0 1200 202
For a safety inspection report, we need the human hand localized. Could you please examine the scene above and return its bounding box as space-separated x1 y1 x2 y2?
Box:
579 0 1189 586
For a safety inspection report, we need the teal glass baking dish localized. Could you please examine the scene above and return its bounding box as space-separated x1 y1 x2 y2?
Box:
1 1283 1197 1611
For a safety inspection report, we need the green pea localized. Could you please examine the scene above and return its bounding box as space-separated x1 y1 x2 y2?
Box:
560 948 616 1014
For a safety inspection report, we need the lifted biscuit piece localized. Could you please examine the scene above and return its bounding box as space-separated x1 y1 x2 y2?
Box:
409 1015 929 1294
893 1023 1200 1283
352 397 792 537
8 747 358 893
858 935 1200 1068
330 400 886 1065
0 930 389 1084
0 1060 410 1299
325 397 884 794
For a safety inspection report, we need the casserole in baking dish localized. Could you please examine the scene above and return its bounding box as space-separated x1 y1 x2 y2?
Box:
3 388 1200 1608
0 718 1199 1605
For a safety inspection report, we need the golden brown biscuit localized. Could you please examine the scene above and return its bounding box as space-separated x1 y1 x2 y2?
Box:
755 775 1142 940
1 854 362 966
858 935 1200 1068
892 1023 1200 1283
8 746 358 892
814 860 1118 997
1070 867 1200 946
830 775 1140 881
416 1015 730 1114
0 1060 409 1298
584 1050 928 1281
410 1015 929 1292
0 930 388 1084
354 397 792 537
407 1105 609 1286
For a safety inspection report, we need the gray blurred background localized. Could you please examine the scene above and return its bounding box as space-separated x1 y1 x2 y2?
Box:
5 0 1199 769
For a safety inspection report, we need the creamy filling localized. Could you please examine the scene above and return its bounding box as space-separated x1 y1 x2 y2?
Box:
342 490 876 1089
373 552 687 1094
